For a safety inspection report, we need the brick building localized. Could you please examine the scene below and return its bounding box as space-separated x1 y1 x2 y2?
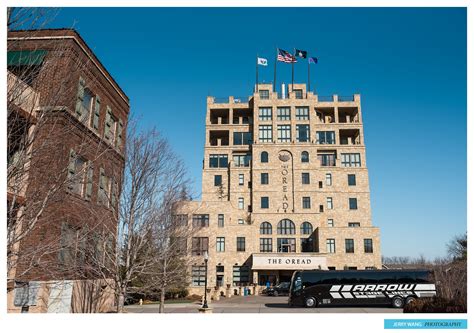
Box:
7 29 129 312
174 83 381 297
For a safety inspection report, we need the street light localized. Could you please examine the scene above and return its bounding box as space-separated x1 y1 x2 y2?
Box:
202 250 209 309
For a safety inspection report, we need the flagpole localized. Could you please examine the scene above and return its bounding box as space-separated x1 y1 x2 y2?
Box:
291 48 295 92
273 47 277 93
308 60 310 94
256 54 259 93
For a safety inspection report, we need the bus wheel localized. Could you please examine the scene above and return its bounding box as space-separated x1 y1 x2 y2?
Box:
392 296 404 308
305 297 317 308
405 297 415 306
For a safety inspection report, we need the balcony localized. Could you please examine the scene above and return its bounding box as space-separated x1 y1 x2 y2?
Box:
209 130 229 146
339 129 361 145
338 107 360 123
209 96 250 104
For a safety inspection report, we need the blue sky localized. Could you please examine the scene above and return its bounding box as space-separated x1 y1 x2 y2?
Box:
46 7 466 259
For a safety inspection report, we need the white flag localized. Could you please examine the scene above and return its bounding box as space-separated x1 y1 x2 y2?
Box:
257 57 268 66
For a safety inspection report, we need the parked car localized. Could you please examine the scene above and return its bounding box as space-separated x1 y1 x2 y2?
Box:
266 282 290 296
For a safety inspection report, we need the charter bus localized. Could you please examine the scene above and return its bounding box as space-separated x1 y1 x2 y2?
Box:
288 269 436 308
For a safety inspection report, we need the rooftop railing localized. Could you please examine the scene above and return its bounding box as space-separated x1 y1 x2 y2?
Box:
213 97 229 104
318 96 334 102
338 95 355 102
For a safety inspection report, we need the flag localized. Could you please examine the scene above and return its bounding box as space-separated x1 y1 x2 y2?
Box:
277 48 297 63
257 57 268 66
308 57 318 64
295 49 307 59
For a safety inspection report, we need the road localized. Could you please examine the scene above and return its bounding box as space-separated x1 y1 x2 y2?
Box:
125 295 404 313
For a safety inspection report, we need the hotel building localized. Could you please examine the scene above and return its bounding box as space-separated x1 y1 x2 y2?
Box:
175 83 382 296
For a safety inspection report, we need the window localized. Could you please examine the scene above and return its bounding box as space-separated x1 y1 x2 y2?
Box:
327 197 333 209
349 198 358 210
319 181 323 188
277 219 295 235
238 218 244 225
233 266 250 285
98 168 111 206
327 219 334 227
294 89 303 99
69 154 88 196
238 174 244 185
326 173 332 186
261 197 269 209
301 151 309 163
260 238 272 252
191 237 209 256
216 265 224 273
192 265 206 286
260 151 269 163
233 132 252 145
348 222 360 227
341 153 361 167
326 239 336 253
192 214 209 228
216 237 225 252
259 90 269 99
302 173 310 185
302 197 311 209
348 174 356 186
259 125 273 143
209 154 228 168
295 107 309 120
218 214 224 227
238 197 244 209
277 125 291 142
316 131 335 144
258 107 272 121
260 222 272 234
277 107 291 120
328 267 336 270
233 154 251 167
214 175 222 186
261 173 269 184
364 239 373 253
277 238 296 252
296 124 310 142
79 88 93 124
318 153 336 166
301 238 314 252
173 214 188 226
345 239 354 253
237 237 246 251
104 107 118 145
300 222 313 235
319 205 324 212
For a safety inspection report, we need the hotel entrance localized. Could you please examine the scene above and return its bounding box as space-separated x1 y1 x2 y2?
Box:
257 270 295 286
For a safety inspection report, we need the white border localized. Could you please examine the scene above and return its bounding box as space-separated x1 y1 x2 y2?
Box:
1 2 471 333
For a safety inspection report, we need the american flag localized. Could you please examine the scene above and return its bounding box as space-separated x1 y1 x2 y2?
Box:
277 48 297 63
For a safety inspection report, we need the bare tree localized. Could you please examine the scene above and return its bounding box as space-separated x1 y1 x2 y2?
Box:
446 233 467 261
77 124 193 313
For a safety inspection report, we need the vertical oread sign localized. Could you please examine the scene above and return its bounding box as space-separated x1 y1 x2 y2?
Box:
278 150 294 212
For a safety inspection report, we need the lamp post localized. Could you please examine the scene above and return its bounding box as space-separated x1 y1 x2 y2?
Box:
202 251 209 309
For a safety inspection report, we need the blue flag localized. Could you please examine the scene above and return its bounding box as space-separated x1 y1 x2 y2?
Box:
308 57 318 64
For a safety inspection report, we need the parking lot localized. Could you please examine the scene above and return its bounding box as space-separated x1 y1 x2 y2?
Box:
125 295 404 313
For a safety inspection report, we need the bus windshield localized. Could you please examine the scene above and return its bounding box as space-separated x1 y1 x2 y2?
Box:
290 272 302 294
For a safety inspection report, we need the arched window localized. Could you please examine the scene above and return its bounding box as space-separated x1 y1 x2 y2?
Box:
300 222 313 235
301 151 309 163
260 222 272 235
261 151 269 163
277 219 296 235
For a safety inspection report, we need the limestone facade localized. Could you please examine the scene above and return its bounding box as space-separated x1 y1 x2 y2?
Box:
175 83 381 297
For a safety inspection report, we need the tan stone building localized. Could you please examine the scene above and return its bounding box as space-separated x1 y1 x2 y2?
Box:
174 83 381 296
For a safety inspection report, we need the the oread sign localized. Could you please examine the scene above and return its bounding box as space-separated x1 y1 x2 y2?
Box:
252 255 327 270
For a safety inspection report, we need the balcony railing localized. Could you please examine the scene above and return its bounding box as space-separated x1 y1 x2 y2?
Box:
338 95 355 102
233 96 249 103
318 96 334 102
213 97 229 104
